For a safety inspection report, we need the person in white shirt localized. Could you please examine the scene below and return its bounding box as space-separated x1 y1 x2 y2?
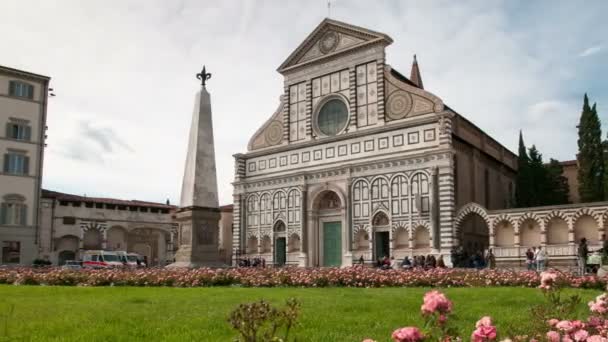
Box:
535 246 547 272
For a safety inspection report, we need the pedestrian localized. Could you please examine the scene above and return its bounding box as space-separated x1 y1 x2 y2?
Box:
485 248 496 269
536 246 546 272
578 238 589 276
437 255 446 268
525 248 534 271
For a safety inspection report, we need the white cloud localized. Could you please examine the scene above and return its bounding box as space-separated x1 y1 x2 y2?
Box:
579 45 603 57
0 0 605 205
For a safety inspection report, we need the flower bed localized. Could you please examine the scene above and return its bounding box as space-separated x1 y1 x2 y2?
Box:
0 266 606 288
359 271 608 341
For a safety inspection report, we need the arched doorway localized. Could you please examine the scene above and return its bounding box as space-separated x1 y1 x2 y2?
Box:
312 190 344 267
372 212 390 260
458 213 489 255
274 221 287 266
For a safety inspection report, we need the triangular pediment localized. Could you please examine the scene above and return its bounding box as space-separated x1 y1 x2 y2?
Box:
278 18 393 73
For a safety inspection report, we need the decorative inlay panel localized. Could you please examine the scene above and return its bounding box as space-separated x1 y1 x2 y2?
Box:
386 91 412 120
245 123 440 177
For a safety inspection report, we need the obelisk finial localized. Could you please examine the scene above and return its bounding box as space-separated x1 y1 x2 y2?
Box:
196 66 212 87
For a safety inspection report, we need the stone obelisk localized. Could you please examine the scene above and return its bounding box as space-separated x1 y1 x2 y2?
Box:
168 66 223 268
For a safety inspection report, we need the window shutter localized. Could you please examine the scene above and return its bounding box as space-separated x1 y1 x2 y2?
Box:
0 204 6 224
20 205 27 226
23 156 30 175
3 154 8 173
24 126 31 141
8 81 15 96
5 124 10 139
27 85 34 99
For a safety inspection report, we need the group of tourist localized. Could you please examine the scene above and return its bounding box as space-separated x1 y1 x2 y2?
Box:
362 254 447 270
449 247 496 269
524 246 547 271
236 257 266 268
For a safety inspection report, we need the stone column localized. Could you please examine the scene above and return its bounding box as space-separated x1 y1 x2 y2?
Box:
567 217 575 245
489 220 496 249
597 217 605 243
101 228 108 250
344 175 353 266
514 223 521 247
430 167 440 253
540 222 547 246
299 184 308 267
307 212 317 267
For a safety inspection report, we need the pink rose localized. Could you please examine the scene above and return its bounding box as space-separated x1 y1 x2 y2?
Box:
573 329 589 341
476 316 493 328
556 320 574 332
588 335 608 342
547 319 559 327
391 327 424 342
471 325 497 342
546 332 560 342
362 339 377 342
421 290 453 315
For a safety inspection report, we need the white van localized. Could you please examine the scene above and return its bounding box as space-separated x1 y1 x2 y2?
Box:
82 250 124 269
115 251 146 268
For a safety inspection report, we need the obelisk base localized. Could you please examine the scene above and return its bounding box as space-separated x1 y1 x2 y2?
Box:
166 207 226 268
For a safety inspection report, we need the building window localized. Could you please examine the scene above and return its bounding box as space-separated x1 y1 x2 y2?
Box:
352 180 370 219
2 241 20 264
3 153 29 175
63 217 76 225
411 173 430 213
260 193 272 226
287 189 301 224
0 195 27 225
316 98 349 136
5 122 32 141
9 81 34 99
391 175 409 216
247 194 259 227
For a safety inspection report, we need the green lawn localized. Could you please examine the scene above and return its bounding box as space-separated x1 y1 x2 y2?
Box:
0 286 600 341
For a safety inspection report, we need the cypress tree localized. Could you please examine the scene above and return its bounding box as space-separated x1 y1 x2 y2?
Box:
528 145 548 206
546 159 570 205
577 94 604 202
515 131 532 207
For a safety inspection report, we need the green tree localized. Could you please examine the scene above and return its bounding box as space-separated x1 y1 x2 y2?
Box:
577 94 604 202
546 159 570 205
528 145 549 206
515 131 532 207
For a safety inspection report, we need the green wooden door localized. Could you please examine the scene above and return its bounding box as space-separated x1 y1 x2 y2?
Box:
275 237 286 266
323 222 342 267
375 232 390 260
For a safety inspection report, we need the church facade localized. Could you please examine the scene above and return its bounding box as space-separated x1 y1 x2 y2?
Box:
232 19 518 267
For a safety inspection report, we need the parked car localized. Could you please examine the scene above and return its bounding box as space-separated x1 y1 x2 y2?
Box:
82 250 124 269
62 260 82 270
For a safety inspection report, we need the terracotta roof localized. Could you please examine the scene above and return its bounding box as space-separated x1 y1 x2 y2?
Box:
560 159 577 167
41 189 176 210
220 204 234 212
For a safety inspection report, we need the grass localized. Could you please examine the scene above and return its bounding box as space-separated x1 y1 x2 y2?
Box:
0 286 601 341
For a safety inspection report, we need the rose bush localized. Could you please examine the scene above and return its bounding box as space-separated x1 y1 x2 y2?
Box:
363 271 608 342
0 266 606 289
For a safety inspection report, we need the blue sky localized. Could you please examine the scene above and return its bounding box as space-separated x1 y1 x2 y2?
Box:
1 0 606 205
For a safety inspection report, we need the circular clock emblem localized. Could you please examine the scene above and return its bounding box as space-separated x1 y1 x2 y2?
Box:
319 31 340 54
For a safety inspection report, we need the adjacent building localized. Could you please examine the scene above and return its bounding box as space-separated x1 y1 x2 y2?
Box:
39 189 178 266
0 65 50 265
